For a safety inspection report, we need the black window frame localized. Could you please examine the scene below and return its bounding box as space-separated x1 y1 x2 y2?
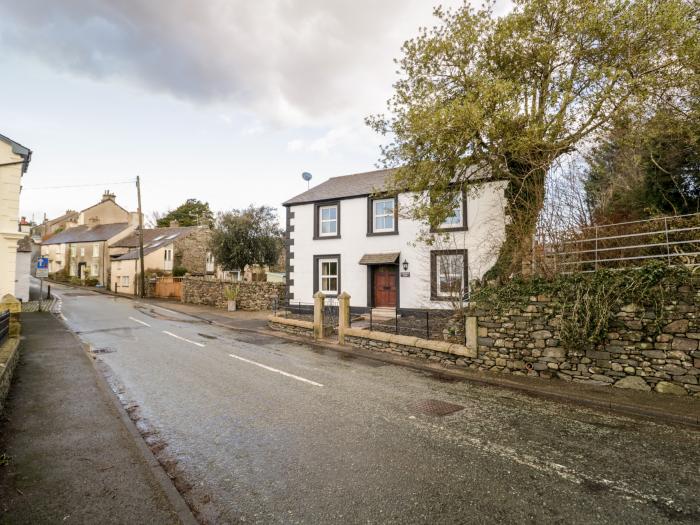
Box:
430 249 468 301
313 200 341 240
367 195 399 236
313 254 341 296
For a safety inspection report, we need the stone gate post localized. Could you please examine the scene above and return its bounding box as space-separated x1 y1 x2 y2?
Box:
337 292 351 344
313 291 325 340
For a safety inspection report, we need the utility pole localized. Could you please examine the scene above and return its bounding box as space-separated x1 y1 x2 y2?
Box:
136 176 146 298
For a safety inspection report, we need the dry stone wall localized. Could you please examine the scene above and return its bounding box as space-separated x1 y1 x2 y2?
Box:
181 277 285 311
469 288 700 397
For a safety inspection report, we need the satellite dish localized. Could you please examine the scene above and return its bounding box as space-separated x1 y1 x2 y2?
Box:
302 171 312 189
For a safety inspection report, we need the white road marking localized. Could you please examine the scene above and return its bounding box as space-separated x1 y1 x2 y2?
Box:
228 354 324 387
129 316 151 327
162 330 205 348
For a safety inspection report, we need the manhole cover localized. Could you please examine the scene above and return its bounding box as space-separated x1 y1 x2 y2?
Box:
412 399 465 417
91 347 116 354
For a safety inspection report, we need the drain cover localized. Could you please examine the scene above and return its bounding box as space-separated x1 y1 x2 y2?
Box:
91 347 116 354
197 333 218 340
412 399 464 417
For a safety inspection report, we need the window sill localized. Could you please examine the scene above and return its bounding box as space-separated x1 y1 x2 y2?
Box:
313 235 341 240
367 230 398 237
431 225 468 233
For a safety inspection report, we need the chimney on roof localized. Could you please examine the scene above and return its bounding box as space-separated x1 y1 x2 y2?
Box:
102 190 116 202
169 220 179 228
89 216 100 227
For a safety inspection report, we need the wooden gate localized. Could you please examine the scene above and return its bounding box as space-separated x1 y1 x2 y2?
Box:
154 277 183 300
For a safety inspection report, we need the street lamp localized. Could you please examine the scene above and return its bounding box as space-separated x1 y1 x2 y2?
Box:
402 259 409 271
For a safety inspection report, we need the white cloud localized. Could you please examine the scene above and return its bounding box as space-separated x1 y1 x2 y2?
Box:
0 0 470 127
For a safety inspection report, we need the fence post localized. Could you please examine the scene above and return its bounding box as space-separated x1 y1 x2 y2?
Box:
664 217 671 265
337 292 351 345
313 291 326 340
594 225 599 271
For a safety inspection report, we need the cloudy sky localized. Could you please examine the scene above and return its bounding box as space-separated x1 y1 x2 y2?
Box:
1 0 508 225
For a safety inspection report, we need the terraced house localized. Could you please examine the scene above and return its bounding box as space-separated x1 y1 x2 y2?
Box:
40 191 140 286
109 225 211 295
283 169 507 313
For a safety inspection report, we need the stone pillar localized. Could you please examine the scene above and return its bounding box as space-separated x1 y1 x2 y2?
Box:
313 291 325 340
465 316 477 351
337 292 351 344
1 294 22 338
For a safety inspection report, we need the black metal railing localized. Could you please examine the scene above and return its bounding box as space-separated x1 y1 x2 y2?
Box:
273 301 315 322
368 309 466 345
0 310 10 346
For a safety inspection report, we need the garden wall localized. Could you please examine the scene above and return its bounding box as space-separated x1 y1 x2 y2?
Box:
181 278 285 311
339 286 699 397
467 288 700 396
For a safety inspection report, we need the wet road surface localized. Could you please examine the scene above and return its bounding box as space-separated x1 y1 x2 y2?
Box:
51 284 700 524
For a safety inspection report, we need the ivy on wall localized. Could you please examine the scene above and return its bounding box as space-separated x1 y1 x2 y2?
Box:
470 262 697 351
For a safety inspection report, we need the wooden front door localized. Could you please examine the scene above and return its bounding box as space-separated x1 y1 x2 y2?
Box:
373 265 397 307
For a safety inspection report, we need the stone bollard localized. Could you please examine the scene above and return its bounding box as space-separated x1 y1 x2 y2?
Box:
337 292 351 345
313 291 325 340
1 294 22 338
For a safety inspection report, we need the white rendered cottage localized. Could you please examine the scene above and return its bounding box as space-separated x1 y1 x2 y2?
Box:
283 169 507 312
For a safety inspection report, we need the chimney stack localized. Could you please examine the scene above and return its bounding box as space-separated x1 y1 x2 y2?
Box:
102 190 116 202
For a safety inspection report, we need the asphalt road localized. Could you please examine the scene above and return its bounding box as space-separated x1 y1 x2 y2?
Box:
50 283 700 524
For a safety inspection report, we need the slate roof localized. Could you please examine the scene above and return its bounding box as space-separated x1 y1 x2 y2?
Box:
112 227 199 261
111 226 198 248
41 223 131 245
0 133 32 173
358 252 400 265
283 168 395 206
47 210 79 227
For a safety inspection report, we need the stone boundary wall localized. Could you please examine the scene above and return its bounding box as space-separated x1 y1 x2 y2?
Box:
268 316 314 338
340 291 699 397
468 290 700 397
181 278 285 311
0 337 21 415
343 327 476 365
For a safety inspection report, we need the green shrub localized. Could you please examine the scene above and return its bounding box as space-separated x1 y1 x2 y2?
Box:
85 278 99 287
172 266 188 277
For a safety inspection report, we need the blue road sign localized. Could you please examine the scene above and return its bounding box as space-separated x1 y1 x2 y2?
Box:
37 257 49 270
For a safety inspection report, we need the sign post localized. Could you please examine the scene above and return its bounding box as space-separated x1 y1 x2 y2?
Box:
36 257 49 311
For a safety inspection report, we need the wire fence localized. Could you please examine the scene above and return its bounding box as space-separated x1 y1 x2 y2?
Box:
541 212 700 274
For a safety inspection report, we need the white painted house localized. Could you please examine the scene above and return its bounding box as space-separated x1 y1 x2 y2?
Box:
283 169 507 311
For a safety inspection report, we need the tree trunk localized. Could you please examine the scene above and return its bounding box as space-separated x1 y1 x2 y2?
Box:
485 165 547 281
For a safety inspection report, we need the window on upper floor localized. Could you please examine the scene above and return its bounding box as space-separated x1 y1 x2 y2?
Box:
80 247 85 257
93 243 100 257
369 197 397 235
314 202 340 239
433 190 467 232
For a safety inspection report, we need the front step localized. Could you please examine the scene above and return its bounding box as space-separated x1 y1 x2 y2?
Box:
367 307 398 321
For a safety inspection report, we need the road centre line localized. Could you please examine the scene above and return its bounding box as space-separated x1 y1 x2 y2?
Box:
162 330 206 348
129 316 151 327
228 354 324 387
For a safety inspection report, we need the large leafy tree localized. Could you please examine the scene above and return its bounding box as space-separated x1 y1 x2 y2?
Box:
156 198 214 228
210 205 282 272
368 0 697 279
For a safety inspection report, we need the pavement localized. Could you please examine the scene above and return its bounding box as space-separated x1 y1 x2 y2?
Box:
0 312 195 525
30 282 700 524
